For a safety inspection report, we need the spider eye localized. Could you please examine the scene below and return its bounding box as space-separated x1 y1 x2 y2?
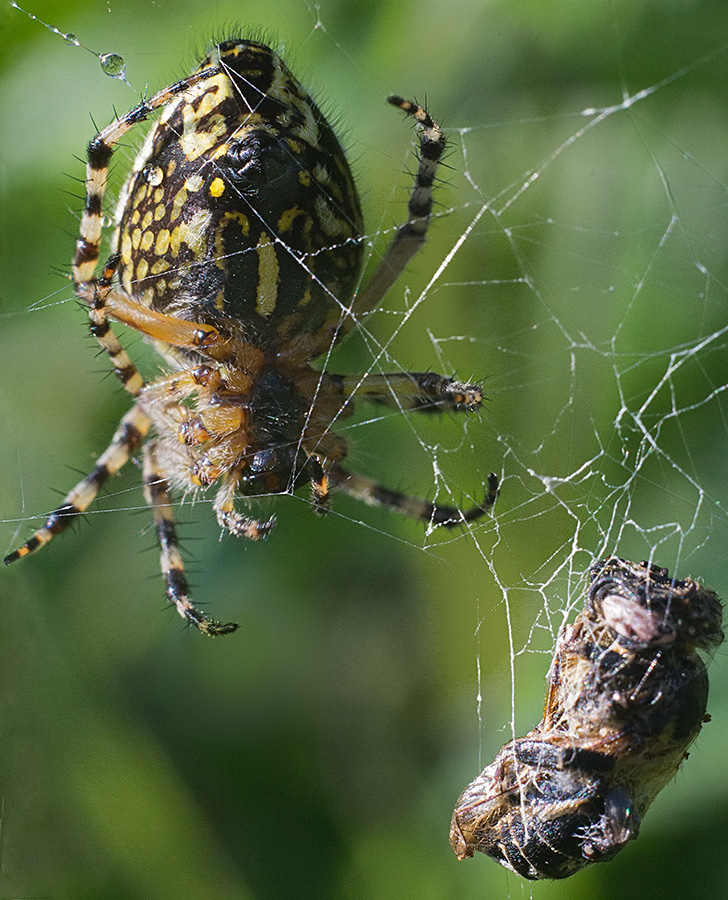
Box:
250 449 276 472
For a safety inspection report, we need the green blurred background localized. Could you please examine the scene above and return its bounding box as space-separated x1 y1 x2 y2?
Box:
1 0 728 897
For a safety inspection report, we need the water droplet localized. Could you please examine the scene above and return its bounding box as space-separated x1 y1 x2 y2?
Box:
99 52 126 80
144 165 164 186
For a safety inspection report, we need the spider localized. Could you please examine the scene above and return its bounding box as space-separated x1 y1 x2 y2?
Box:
450 558 723 879
5 38 498 636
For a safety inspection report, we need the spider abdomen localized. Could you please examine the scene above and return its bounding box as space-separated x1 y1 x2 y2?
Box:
115 39 364 346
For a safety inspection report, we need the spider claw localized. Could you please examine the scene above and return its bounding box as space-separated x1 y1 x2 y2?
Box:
4 547 28 565
194 616 239 637
216 508 276 541
430 472 500 527
166 584 239 637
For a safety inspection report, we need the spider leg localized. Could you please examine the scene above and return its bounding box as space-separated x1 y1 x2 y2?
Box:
347 98 447 324
77 273 242 362
4 405 150 565
283 98 446 363
328 465 498 527
334 371 483 413
307 455 331 516
143 444 238 635
213 470 276 540
87 256 145 395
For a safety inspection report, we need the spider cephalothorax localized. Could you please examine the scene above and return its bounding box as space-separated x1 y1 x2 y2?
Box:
6 39 498 635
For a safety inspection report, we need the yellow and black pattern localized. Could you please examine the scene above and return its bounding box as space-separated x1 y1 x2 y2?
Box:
4 406 150 563
115 39 363 347
6 39 498 635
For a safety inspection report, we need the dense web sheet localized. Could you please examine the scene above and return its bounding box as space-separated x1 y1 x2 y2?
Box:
1 2 727 898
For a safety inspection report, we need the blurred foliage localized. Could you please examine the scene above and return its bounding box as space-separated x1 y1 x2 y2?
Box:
1 0 727 898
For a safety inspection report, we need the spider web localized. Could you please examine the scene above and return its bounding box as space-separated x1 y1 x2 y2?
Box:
1 2 727 899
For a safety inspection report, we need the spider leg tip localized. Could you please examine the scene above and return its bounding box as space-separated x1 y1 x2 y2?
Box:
3 547 27 565
197 618 239 637
480 472 500 512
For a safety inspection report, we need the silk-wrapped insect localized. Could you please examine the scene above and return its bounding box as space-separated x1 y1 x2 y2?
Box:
450 558 723 879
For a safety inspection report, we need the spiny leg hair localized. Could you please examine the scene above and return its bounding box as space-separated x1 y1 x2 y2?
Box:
4 405 150 564
143 444 238 636
350 97 447 322
328 467 499 527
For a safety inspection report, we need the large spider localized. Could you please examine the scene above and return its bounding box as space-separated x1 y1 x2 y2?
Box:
5 38 498 635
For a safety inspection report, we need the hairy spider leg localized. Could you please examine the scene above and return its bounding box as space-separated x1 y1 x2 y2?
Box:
213 469 276 540
3 406 150 564
328 467 499 527
89 257 145 396
142 444 237 635
346 98 447 325
333 372 484 413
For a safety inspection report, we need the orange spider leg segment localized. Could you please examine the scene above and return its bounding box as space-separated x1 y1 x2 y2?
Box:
178 406 249 447
81 264 236 360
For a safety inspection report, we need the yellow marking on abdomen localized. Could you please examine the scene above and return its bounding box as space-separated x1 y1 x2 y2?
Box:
255 232 280 318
